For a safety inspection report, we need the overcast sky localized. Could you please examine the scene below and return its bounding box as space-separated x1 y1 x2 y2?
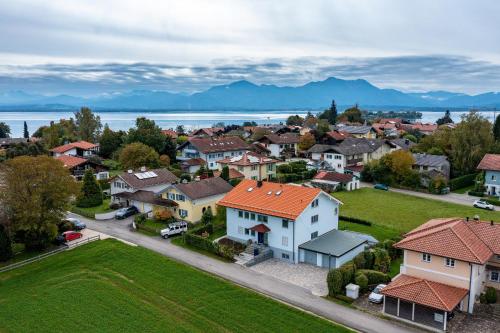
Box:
1 0 500 95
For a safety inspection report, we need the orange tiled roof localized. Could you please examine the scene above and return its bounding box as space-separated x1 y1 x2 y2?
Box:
51 140 98 153
395 218 496 264
56 155 87 168
213 168 245 180
477 154 500 172
218 179 326 220
161 129 178 138
381 274 468 311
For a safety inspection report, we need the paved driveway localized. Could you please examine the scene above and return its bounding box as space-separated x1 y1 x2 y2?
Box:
250 259 329 296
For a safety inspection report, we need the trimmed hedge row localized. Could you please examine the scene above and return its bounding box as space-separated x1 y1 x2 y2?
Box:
339 215 372 226
70 207 95 219
485 198 500 206
449 173 477 190
468 191 485 197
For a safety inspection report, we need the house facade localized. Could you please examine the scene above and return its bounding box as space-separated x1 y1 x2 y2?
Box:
381 218 500 331
412 153 451 182
256 133 299 158
477 154 500 197
335 125 377 139
50 140 99 157
177 137 250 170
217 151 278 181
56 155 109 181
311 171 360 192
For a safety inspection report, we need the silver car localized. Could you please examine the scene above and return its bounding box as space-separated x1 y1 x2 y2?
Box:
473 199 494 211
368 284 387 303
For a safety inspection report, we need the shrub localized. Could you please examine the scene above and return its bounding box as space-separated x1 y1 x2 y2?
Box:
354 272 369 291
109 203 121 210
357 269 391 285
327 269 344 296
353 252 366 270
180 173 191 183
155 210 173 222
200 207 214 225
468 191 484 197
485 198 500 206
70 206 95 219
217 244 235 260
58 220 74 232
363 250 375 270
485 287 497 304
449 173 477 190
334 294 355 303
340 216 372 226
134 213 147 225
373 248 391 273
382 239 398 259
339 262 356 286
479 293 487 304
76 169 103 208
0 224 13 262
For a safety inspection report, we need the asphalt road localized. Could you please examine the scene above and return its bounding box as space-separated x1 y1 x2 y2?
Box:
67 213 424 333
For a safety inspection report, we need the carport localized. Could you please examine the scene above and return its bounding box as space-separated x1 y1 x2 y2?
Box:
298 230 368 269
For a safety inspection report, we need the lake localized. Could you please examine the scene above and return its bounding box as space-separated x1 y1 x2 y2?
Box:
1 110 498 137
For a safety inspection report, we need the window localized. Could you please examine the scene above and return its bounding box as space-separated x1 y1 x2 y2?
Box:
422 253 431 263
311 199 319 208
250 213 256 220
251 165 258 171
245 228 249 235
238 226 244 234
176 194 185 201
267 164 274 171
311 231 318 239
238 210 243 218
311 215 319 224
218 153 223 158
282 219 289 229
258 215 268 223
251 230 255 236
279 144 283 148
282 253 290 260
179 209 188 218
326 154 332 159
492 175 496 181
334 207 338 215
238 166 244 171
282 236 288 246
445 258 455 268
168 193 175 200
490 271 499 282
244 212 249 219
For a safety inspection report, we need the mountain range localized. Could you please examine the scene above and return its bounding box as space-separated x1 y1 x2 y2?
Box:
1 77 500 110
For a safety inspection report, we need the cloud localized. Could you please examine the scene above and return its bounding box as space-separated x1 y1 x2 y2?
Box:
1 55 500 95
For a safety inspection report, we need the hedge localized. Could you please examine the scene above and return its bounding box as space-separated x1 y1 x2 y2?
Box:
356 269 391 285
70 207 95 219
468 191 485 197
449 173 477 190
339 216 372 226
485 198 500 206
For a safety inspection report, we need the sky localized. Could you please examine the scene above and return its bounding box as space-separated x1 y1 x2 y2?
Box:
1 0 500 96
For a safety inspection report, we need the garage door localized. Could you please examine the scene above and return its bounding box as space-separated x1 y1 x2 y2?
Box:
304 250 317 265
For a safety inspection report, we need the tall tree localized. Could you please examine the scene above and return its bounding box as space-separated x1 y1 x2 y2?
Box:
338 104 363 123
436 110 454 125
127 117 166 153
161 136 177 161
75 107 102 143
0 122 11 138
119 142 160 170
318 100 338 125
298 132 316 151
286 115 304 126
176 125 186 135
493 114 500 142
0 156 78 250
23 121 29 139
220 165 230 181
99 124 124 158
76 169 103 208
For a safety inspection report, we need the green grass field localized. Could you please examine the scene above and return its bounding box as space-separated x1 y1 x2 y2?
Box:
334 188 500 234
0 240 351 333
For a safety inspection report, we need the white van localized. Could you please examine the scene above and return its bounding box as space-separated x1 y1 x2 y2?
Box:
160 221 188 239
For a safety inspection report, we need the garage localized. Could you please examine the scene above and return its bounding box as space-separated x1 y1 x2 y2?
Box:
298 230 369 269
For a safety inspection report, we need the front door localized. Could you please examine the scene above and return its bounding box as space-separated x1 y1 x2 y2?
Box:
257 232 264 244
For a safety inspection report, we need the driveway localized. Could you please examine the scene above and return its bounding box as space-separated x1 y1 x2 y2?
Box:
67 213 424 333
250 259 329 296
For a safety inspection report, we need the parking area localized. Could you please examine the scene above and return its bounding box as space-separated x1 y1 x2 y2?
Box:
66 227 136 248
249 259 329 296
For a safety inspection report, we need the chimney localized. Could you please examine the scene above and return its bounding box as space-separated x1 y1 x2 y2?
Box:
466 216 469 222
257 180 263 188
491 220 494 226
140 166 146 172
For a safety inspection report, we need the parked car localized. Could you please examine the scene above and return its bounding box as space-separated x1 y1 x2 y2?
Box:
473 199 494 211
55 231 83 244
374 183 389 191
115 206 139 219
161 221 188 239
66 217 86 231
368 284 387 303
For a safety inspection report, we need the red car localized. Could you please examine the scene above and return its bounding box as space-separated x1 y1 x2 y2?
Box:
56 231 83 244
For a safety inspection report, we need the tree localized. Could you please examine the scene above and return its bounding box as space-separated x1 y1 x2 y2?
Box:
161 136 177 161
298 132 316 151
436 110 453 126
338 104 364 123
36 119 78 148
213 122 225 128
127 117 166 153
314 119 331 139
303 112 318 128
494 114 500 142
414 127 452 155
159 154 170 167
200 207 214 225
221 165 230 181
23 121 29 139
0 122 11 138
385 150 415 182
99 124 124 158
242 121 257 127
0 156 78 250
318 100 338 125
0 223 13 262
449 111 494 176
75 107 102 142
5 141 47 159
76 169 103 208
119 142 160 170
176 125 186 135
286 115 304 126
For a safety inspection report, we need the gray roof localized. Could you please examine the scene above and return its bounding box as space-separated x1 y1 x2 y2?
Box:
307 144 338 154
299 229 368 257
412 153 449 167
390 138 416 151
174 177 233 200
335 125 373 135
118 168 178 189
334 138 385 155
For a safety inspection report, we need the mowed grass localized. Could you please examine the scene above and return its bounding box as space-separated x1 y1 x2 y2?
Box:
334 188 500 233
0 240 352 333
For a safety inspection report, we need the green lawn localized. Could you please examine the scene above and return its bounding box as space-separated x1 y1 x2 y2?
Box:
0 240 351 333
338 221 401 241
388 257 403 278
334 188 500 234
452 184 475 194
71 198 112 216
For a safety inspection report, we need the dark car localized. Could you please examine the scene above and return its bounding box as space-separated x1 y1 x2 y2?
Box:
115 206 139 219
55 231 83 244
374 183 389 191
66 217 86 231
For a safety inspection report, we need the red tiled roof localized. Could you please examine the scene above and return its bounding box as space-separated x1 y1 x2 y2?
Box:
477 154 500 172
314 171 354 183
51 140 98 153
259 133 299 144
185 136 250 153
326 130 351 141
213 168 245 180
182 158 206 166
381 274 468 311
217 151 278 166
191 127 224 137
250 223 271 233
395 218 496 264
218 179 326 220
161 129 178 138
56 155 87 168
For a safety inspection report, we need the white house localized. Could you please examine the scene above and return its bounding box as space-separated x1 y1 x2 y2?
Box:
218 179 368 268
50 140 99 157
177 136 250 170
256 133 299 158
